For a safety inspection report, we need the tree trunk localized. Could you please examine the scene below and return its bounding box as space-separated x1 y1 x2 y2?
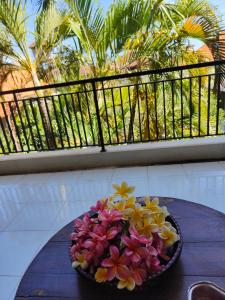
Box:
1 101 21 153
9 113 22 152
31 71 55 149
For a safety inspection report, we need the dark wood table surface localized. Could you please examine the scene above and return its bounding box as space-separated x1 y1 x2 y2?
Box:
15 197 225 300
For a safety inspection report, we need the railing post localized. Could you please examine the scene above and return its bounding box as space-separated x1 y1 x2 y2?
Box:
215 43 221 135
216 66 221 135
92 81 106 152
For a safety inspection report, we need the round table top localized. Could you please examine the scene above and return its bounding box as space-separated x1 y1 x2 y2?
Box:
15 197 225 300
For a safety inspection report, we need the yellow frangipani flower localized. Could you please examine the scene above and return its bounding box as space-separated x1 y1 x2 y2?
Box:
138 216 159 237
152 213 166 228
72 253 88 270
144 197 162 213
113 199 126 211
158 225 180 247
125 196 136 209
117 277 135 291
111 196 136 212
112 181 135 198
95 268 108 283
125 205 145 227
160 206 170 217
105 196 117 210
108 195 115 202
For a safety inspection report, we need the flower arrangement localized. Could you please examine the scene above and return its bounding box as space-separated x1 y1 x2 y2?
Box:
70 182 180 291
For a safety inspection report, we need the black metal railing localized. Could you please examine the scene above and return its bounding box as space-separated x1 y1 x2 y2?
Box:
0 60 225 154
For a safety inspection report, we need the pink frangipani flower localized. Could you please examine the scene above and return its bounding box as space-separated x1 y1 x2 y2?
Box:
73 213 95 238
129 226 152 245
90 199 108 212
144 254 163 273
98 209 123 224
130 264 147 286
90 224 121 241
150 256 163 273
152 233 170 261
82 237 107 258
122 235 150 263
101 245 130 281
83 224 122 257
70 240 84 258
74 213 92 229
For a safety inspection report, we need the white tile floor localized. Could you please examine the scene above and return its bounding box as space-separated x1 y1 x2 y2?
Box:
0 161 225 299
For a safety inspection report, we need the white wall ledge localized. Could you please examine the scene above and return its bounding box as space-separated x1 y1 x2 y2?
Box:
0 136 225 175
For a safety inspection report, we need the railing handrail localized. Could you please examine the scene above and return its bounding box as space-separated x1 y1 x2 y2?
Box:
0 60 225 96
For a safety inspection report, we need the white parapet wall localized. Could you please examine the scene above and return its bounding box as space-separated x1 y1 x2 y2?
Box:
0 136 225 175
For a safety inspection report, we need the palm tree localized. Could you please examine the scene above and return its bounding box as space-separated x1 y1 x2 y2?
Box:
0 0 68 150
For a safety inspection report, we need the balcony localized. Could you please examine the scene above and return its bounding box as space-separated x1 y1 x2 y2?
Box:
0 61 225 299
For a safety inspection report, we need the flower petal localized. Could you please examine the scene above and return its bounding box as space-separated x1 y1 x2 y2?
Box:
147 245 158 256
133 271 143 286
127 278 136 291
109 245 119 260
119 255 130 264
81 261 88 269
107 226 120 240
72 261 80 268
136 247 149 258
82 240 94 248
117 280 127 289
112 184 120 191
95 268 108 282
96 243 105 257
101 258 114 267
124 248 133 257
117 265 130 280
152 198 159 205
131 252 141 263
107 266 117 281
121 235 130 247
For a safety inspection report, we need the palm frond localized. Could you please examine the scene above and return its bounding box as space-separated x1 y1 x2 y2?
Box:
122 29 171 71
103 0 144 54
66 0 104 67
0 0 29 47
176 0 223 55
34 3 70 64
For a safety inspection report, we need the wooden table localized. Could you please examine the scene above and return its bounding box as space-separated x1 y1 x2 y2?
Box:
15 197 225 300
